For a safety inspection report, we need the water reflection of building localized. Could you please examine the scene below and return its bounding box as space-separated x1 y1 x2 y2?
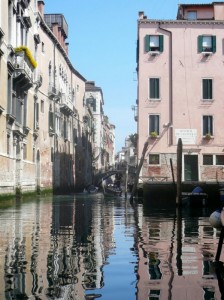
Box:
0 199 52 299
136 207 222 300
47 195 117 298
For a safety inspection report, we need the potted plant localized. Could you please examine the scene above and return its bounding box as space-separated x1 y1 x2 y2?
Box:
204 133 212 140
150 131 158 138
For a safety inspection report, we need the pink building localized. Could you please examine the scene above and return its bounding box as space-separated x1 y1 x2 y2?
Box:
137 2 224 182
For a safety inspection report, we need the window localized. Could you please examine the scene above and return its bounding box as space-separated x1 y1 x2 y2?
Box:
34 99 39 130
149 115 160 136
49 108 54 132
149 154 160 165
198 35 216 53
203 115 213 136
23 93 27 127
7 134 10 155
145 35 164 52
33 147 35 162
41 100 44 113
187 11 197 20
203 155 213 165
202 79 213 100
216 155 224 165
149 78 160 99
23 143 27 160
16 96 23 125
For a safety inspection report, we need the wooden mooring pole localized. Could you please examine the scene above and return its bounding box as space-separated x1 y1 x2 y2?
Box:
215 210 224 261
215 227 224 262
130 139 149 201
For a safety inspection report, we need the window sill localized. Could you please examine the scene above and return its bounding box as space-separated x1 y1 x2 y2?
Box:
148 51 160 56
201 99 214 102
149 98 161 102
150 135 159 139
201 51 213 56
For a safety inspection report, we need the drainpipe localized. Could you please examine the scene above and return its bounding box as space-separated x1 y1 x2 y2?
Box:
158 23 173 145
53 44 56 191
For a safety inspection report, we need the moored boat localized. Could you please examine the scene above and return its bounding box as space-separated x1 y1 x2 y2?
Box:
102 182 122 197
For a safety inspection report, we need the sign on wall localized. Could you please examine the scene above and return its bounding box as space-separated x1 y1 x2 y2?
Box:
175 129 197 145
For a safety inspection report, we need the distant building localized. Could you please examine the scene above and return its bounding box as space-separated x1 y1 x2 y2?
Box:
136 2 224 182
85 81 115 173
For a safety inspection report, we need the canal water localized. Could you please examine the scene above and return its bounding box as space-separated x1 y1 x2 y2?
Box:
0 193 223 299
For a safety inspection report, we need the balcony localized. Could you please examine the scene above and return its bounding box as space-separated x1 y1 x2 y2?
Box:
14 47 36 89
60 93 73 115
48 84 60 99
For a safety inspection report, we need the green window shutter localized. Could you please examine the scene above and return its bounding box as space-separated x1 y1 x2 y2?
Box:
198 35 203 53
150 78 159 99
150 78 155 98
159 35 164 52
203 79 212 99
36 102 39 124
208 79 212 99
145 35 150 52
212 36 216 53
136 39 139 63
202 79 207 99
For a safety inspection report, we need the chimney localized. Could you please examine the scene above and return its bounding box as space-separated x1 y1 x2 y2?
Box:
138 11 145 20
52 23 59 40
38 1 45 17
65 42 69 55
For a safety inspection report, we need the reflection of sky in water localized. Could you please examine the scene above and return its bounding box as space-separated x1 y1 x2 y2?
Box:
0 195 223 299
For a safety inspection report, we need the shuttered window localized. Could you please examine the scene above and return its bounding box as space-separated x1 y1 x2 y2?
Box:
145 35 164 52
198 35 216 53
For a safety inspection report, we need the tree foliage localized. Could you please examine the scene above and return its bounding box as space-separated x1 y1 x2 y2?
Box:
129 133 138 148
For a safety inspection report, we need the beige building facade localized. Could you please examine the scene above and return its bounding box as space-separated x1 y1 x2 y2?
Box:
137 2 224 182
0 0 115 196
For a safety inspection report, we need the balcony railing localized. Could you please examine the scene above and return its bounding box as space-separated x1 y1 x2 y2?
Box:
14 51 34 82
48 84 60 99
60 93 73 115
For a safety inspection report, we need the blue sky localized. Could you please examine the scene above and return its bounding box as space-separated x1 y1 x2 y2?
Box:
44 0 221 152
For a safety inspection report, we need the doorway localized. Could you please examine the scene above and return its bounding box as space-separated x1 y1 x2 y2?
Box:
184 155 198 181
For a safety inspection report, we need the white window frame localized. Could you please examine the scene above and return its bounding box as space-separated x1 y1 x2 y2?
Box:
202 115 214 137
149 153 160 165
202 78 213 101
149 114 160 136
149 77 160 100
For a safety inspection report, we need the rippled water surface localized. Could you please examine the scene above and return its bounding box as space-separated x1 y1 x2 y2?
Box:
0 194 223 299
